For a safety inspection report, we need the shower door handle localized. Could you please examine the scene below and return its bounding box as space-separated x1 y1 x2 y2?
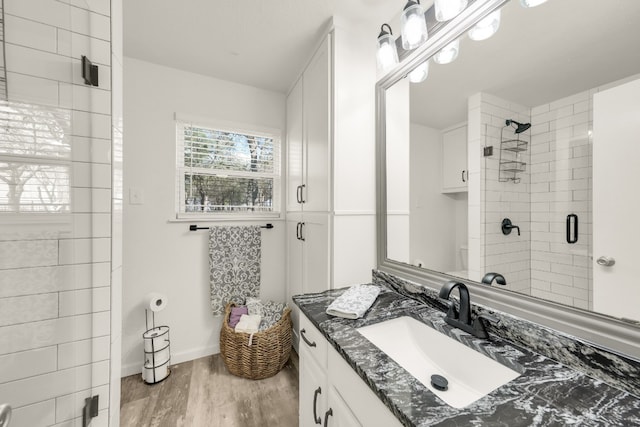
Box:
0 404 11 427
566 214 578 244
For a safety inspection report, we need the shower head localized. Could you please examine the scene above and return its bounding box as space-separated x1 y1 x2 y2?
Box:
505 119 531 134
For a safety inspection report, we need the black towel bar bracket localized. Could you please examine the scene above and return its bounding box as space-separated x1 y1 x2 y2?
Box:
189 223 274 231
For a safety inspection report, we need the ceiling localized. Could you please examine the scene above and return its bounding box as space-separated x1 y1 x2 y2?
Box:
408 0 640 129
124 0 400 94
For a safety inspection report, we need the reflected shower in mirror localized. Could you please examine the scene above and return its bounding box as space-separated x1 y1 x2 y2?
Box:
383 0 640 322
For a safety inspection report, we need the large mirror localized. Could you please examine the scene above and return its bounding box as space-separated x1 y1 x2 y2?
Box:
381 0 640 326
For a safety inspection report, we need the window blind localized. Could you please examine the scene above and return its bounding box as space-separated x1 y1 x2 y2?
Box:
176 120 281 215
0 100 71 213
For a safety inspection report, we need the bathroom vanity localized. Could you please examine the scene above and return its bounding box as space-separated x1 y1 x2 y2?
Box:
294 273 640 426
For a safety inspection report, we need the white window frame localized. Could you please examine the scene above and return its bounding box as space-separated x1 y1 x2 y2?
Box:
175 114 282 220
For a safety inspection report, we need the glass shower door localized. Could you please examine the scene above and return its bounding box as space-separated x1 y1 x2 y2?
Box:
0 1 112 425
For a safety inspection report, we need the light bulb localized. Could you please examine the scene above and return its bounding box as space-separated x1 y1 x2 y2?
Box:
408 61 429 83
435 0 468 22
401 2 428 50
433 39 460 64
377 26 399 74
520 0 548 7
468 9 501 41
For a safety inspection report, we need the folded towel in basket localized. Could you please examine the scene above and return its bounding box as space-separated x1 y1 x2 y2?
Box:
326 284 381 319
235 314 262 334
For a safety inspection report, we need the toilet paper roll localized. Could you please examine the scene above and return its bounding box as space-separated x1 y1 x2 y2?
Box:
147 292 168 312
142 360 170 384
143 326 170 353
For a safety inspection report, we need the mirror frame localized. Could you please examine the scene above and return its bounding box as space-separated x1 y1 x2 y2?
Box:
376 0 640 359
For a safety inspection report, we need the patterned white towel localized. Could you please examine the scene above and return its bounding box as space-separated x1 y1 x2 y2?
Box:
326 285 381 319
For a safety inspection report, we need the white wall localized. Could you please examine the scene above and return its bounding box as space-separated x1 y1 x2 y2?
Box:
0 0 115 425
409 123 463 272
122 58 286 376
385 79 410 263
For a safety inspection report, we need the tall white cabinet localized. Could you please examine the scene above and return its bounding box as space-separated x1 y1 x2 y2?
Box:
286 20 377 345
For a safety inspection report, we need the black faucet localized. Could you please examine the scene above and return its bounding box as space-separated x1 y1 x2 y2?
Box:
481 272 507 286
438 281 499 339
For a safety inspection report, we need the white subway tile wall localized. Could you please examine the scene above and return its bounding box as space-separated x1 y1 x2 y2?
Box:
529 88 593 310
0 0 117 426
478 93 532 293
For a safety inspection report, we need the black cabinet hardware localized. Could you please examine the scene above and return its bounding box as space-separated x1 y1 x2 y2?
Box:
300 328 316 347
313 387 322 424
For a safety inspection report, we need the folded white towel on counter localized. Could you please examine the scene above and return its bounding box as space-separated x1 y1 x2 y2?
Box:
234 314 262 334
326 284 381 319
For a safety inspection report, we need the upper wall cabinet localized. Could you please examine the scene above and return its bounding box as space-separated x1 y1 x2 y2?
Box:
286 37 331 213
441 124 468 193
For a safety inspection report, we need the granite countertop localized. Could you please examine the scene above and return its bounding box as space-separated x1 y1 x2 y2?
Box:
293 285 640 427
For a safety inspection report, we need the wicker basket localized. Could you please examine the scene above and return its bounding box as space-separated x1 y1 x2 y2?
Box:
220 303 292 380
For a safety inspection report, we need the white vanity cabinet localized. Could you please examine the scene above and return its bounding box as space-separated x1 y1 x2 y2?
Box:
286 20 377 349
298 313 403 427
441 123 468 193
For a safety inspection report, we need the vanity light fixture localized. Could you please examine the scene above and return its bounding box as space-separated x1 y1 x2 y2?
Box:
377 24 400 74
408 60 429 83
401 0 428 50
434 0 468 22
433 39 460 64
520 0 549 7
468 9 501 41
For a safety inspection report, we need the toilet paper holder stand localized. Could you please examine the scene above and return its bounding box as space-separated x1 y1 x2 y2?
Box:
142 309 171 384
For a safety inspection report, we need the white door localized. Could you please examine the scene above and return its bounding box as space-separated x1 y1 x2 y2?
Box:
325 386 363 427
441 124 468 193
299 346 328 427
286 215 304 343
302 213 330 294
593 77 640 321
303 35 331 213
287 77 304 212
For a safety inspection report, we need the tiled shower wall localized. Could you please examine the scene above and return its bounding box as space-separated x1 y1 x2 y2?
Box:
529 91 593 309
0 0 119 426
472 93 531 294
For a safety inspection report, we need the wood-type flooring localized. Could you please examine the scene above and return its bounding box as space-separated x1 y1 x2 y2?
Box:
120 352 299 427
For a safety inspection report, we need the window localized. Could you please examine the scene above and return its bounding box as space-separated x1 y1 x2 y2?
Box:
176 117 281 217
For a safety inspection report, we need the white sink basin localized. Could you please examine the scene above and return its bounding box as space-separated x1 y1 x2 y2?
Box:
357 316 520 408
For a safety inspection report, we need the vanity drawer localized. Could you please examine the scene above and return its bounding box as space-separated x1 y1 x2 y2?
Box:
299 312 328 369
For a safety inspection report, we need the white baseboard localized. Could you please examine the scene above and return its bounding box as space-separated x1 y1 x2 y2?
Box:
120 343 220 378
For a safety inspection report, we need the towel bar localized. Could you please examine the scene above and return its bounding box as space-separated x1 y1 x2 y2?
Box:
189 223 274 231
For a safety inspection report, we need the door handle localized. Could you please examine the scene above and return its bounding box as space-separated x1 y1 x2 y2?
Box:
596 256 615 267
296 222 301 240
566 214 578 244
0 404 11 427
462 170 466 183
312 387 322 424
299 222 306 241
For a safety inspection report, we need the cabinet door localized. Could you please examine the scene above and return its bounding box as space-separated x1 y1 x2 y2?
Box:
287 215 304 344
442 124 468 193
287 77 304 212
303 35 331 212
299 345 328 427
302 213 330 294
325 386 362 427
